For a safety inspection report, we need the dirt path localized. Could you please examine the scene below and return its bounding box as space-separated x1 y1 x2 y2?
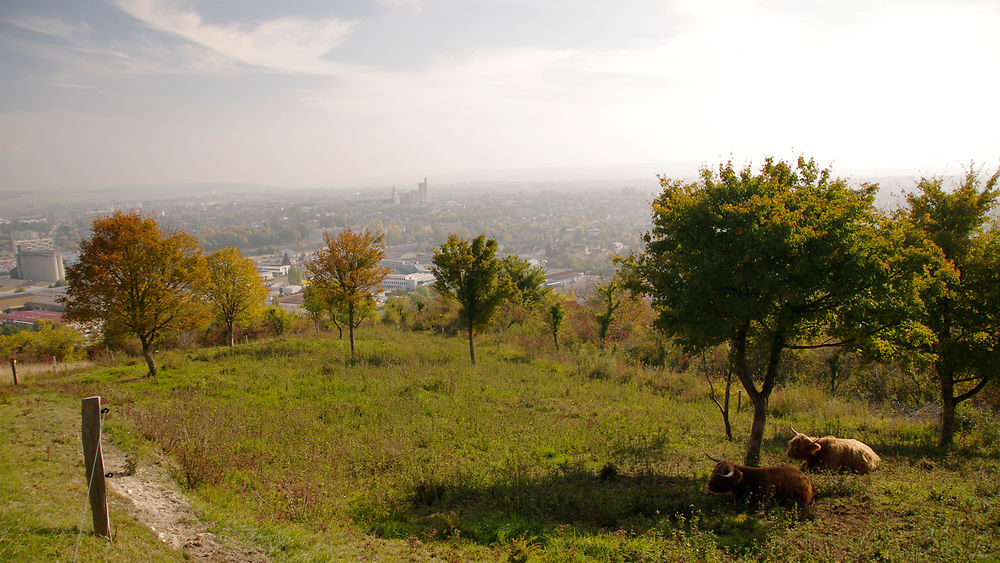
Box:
102 443 268 561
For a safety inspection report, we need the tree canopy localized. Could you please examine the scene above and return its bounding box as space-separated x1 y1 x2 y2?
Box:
432 233 508 365
629 157 905 465
62 210 208 376
899 166 1000 446
501 255 548 307
306 228 390 358
206 246 268 347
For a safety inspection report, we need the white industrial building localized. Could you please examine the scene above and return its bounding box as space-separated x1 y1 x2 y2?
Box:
382 273 435 292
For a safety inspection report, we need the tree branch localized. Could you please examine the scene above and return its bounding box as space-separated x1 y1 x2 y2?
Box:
785 337 856 350
955 376 990 404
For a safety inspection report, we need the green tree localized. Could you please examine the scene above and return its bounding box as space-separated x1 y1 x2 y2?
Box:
62 210 208 376
630 157 904 465
301 285 327 333
547 301 566 350
206 246 268 347
287 265 302 286
489 255 549 349
262 305 297 337
432 234 508 365
382 295 413 330
502 255 548 307
900 167 1000 447
306 228 390 358
591 279 622 348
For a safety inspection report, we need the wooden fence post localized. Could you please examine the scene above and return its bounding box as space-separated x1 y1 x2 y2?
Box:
9 358 15 385
81 396 111 538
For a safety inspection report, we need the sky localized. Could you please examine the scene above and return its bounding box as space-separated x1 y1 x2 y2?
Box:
1 0 998 192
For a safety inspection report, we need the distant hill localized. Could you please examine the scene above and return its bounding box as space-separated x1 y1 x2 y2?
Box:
0 183 275 215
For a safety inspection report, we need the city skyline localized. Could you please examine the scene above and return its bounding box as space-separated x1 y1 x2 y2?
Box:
2 0 998 192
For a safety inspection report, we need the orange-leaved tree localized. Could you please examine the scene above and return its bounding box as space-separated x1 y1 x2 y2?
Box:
62 210 208 376
306 228 390 358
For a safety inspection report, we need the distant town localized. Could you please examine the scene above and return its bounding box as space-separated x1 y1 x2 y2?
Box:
1 179 656 327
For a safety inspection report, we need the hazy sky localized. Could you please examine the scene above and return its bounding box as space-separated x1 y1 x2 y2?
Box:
1 0 998 191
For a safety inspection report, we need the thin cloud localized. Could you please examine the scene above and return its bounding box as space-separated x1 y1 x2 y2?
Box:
51 82 97 89
113 0 358 75
377 0 424 9
1 16 93 43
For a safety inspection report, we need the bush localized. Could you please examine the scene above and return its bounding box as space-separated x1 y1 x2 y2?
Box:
262 306 298 337
0 321 86 363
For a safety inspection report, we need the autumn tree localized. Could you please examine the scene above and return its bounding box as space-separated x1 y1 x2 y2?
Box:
900 167 1000 447
206 246 268 347
62 210 208 376
628 157 906 465
432 234 508 365
301 285 327 333
306 228 390 358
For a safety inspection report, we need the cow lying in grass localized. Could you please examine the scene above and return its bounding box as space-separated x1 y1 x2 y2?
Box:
706 455 815 508
787 426 881 474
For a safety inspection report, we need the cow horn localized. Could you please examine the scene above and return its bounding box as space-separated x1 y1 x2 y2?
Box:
705 453 722 463
719 464 734 478
790 424 799 436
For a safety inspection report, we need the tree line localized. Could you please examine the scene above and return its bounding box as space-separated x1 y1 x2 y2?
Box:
622 157 999 461
56 156 999 466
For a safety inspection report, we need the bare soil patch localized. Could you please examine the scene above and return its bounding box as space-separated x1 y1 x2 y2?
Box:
102 443 268 561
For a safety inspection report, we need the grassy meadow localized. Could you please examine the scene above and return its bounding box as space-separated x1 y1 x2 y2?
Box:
2 325 999 561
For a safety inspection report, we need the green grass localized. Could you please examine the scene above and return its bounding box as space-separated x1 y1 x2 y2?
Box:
4 325 999 561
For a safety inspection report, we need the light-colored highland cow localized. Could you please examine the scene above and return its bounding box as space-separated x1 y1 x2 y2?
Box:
786 426 881 474
706 456 815 508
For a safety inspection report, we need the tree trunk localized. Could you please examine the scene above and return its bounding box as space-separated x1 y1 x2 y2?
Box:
939 394 956 448
348 304 356 359
827 354 840 394
553 330 559 350
703 350 733 441
721 370 733 441
938 359 956 447
731 324 783 466
468 323 477 365
745 395 768 466
140 338 157 377
227 322 235 347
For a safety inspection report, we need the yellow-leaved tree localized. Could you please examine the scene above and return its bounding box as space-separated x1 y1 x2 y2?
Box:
206 246 268 347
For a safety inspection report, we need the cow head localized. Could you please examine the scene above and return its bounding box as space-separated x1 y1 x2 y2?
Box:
786 428 822 460
708 460 744 492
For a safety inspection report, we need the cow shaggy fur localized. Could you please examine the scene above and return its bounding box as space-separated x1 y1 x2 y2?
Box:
786 431 881 474
707 460 815 507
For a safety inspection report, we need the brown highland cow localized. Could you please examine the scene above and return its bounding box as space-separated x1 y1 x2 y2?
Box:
706 456 815 508
787 426 881 474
